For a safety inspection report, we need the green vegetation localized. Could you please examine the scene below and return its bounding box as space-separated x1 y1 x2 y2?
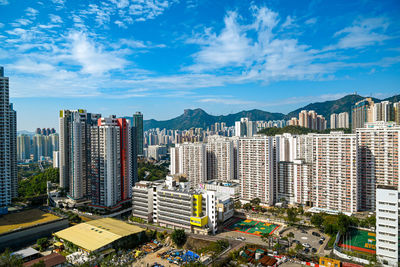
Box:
171 229 187 247
53 207 82 224
36 237 49 251
286 207 298 225
138 161 168 181
310 213 360 241
129 216 145 224
258 125 351 136
0 249 23 267
198 240 229 259
18 168 59 199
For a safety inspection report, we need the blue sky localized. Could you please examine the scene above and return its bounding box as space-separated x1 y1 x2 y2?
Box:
1 0 399 131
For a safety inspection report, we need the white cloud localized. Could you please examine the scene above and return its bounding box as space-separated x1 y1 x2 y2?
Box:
0 0 9 5
114 20 127 28
332 17 390 49
305 17 317 25
187 6 335 82
25 7 39 17
0 22 4 28
188 11 253 71
49 14 63 24
51 0 65 4
68 31 127 75
282 16 295 28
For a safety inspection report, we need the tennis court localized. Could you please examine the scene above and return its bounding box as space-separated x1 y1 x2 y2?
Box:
225 218 279 236
339 229 376 254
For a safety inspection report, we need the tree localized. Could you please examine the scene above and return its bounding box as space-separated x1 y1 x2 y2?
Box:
286 208 298 225
250 198 261 206
261 233 273 249
337 213 353 235
37 237 48 251
287 232 295 245
243 203 252 211
234 200 242 209
295 243 303 253
171 229 187 247
297 206 304 215
0 249 23 267
310 213 324 229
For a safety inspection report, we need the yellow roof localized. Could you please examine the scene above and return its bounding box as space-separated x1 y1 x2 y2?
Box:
54 218 144 252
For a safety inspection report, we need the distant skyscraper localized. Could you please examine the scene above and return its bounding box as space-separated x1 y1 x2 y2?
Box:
351 97 374 131
17 134 31 160
297 110 326 130
235 118 257 137
330 112 349 129
0 66 17 211
133 112 144 156
373 101 393 122
394 102 400 125
59 109 100 199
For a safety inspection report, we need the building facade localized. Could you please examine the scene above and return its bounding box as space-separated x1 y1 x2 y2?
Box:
352 98 374 131
238 136 275 205
376 185 399 266
0 67 17 211
59 109 101 199
313 132 358 213
206 135 235 181
356 122 400 211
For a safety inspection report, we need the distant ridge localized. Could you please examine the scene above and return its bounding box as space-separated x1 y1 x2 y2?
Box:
144 94 400 130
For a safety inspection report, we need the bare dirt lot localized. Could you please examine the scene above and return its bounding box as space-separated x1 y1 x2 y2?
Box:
134 247 175 267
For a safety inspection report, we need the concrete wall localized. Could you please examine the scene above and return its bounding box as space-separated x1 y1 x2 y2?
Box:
0 219 69 251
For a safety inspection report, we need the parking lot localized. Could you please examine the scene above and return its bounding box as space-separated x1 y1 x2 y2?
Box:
283 228 326 254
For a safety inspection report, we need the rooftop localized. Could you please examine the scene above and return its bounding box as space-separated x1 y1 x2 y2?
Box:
54 218 144 252
24 253 66 267
0 209 61 235
11 247 39 259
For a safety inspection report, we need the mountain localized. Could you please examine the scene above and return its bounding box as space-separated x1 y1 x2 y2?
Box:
144 108 285 130
144 94 400 130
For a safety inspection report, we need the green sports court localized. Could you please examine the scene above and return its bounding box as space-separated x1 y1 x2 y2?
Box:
339 228 376 254
225 218 279 236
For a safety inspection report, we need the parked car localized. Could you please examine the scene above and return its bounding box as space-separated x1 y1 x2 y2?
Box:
303 248 310 253
311 248 317 253
319 239 324 244
312 231 321 237
293 240 300 244
302 243 311 248
235 237 246 241
321 236 326 241
300 229 307 234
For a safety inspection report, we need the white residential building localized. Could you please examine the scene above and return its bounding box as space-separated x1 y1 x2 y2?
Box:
235 118 257 137
169 143 207 187
238 136 275 205
330 112 349 129
373 101 393 122
376 185 399 266
313 132 358 214
356 122 400 211
206 135 235 181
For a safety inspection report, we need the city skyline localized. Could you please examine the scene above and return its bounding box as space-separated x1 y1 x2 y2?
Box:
0 0 399 131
